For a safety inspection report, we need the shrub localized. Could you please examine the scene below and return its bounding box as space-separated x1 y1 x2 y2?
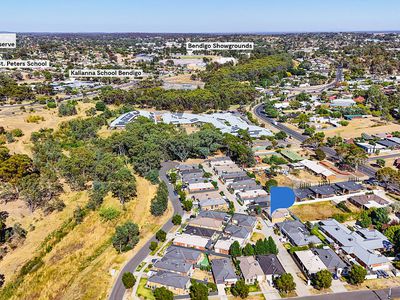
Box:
26 115 44 123
99 207 121 221
11 128 23 137
172 214 182 225
121 272 136 289
156 229 166 242
149 241 158 251
95 101 107 111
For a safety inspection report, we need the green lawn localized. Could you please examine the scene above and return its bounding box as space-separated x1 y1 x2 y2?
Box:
137 278 155 300
248 283 261 292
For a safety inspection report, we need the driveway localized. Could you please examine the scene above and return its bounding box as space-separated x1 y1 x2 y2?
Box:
201 163 247 214
259 218 312 297
108 161 183 300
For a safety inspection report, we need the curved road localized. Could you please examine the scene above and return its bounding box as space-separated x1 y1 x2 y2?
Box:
108 161 183 300
253 104 376 178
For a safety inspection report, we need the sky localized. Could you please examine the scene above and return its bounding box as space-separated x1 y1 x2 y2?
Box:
1 0 400 33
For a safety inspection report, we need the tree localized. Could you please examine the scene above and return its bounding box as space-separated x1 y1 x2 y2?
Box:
376 158 385 168
95 101 107 111
371 207 390 229
229 240 242 258
242 243 255 256
0 274 4 288
151 182 169 216
274 273 296 294
0 154 33 185
149 241 158 251
348 264 367 285
182 199 193 212
190 281 209 300
267 236 278 255
315 148 326 161
393 228 400 254
153 287 173 300
156 229 167 242
108 168 137 205
172 214 182 225
231 280 249 299
312 269 332 290
121 272 136 289
358 210 372 228
265 179 278 192
112 221 140 253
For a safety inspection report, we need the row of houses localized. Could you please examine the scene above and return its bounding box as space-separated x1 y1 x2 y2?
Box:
275 218 393 281
294 181 364 201
206 156 270 209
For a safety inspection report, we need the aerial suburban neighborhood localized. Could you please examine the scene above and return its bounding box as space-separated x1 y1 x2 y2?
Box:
1 1 400 300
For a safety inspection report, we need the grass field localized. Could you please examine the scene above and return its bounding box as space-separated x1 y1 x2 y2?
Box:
290 201 344 222
137 278 155 300
1 176 172 300
0 102 95 155
251 232 266 242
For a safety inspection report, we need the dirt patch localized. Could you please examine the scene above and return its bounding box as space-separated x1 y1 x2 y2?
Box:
290 201 344 222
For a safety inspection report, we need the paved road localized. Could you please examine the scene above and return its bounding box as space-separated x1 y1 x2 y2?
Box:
367 153 400 161
108 161 183 300
253 104 376 178
286 287 400 300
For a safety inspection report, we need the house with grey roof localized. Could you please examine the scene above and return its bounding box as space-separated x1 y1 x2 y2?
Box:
319 219 391 270
237 256 265 284
309 184 341 198
153 257 194 276
147 271 191 295
231 213 257 229
184 225 220 239
220 171 249 183
334 181 363 194
211 258 238 286
276 220 322 247
198 210 230 222
256 254 285 284
312 247 347 276
163 245 203 265
224 224 251 242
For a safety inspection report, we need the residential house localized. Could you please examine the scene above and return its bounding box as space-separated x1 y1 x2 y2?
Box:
184 225 220 240
207 156 234 169
276 220 322 247
173 234 210 251
188 217 225 231
312 247 347 276
220 171 249 184
300 159 336 181
163 245 203 265
187 182 216 194
231 214 257 230
236 189 268 206
224 224 251 243
356 142 387 154
211 258 238 286
335 181 363 194
256 254 285 285
214 238 236 255
348 194 389 209
153 257 194 276
147 271 190 295
294 250 327 278
237 256 265 284
198 210 231 222
229 179 259 194
319 219 391 270
308 184 341 199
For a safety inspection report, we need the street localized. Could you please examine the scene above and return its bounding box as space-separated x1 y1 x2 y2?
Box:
108 161 183 300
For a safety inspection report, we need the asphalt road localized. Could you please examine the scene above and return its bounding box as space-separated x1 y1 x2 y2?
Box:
253 104 377 178
287 287 400 300
367 153 400 161
108 161 183 300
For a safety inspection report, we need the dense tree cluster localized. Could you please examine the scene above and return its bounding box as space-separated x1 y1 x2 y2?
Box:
0 75 35 103
150 182 168 216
